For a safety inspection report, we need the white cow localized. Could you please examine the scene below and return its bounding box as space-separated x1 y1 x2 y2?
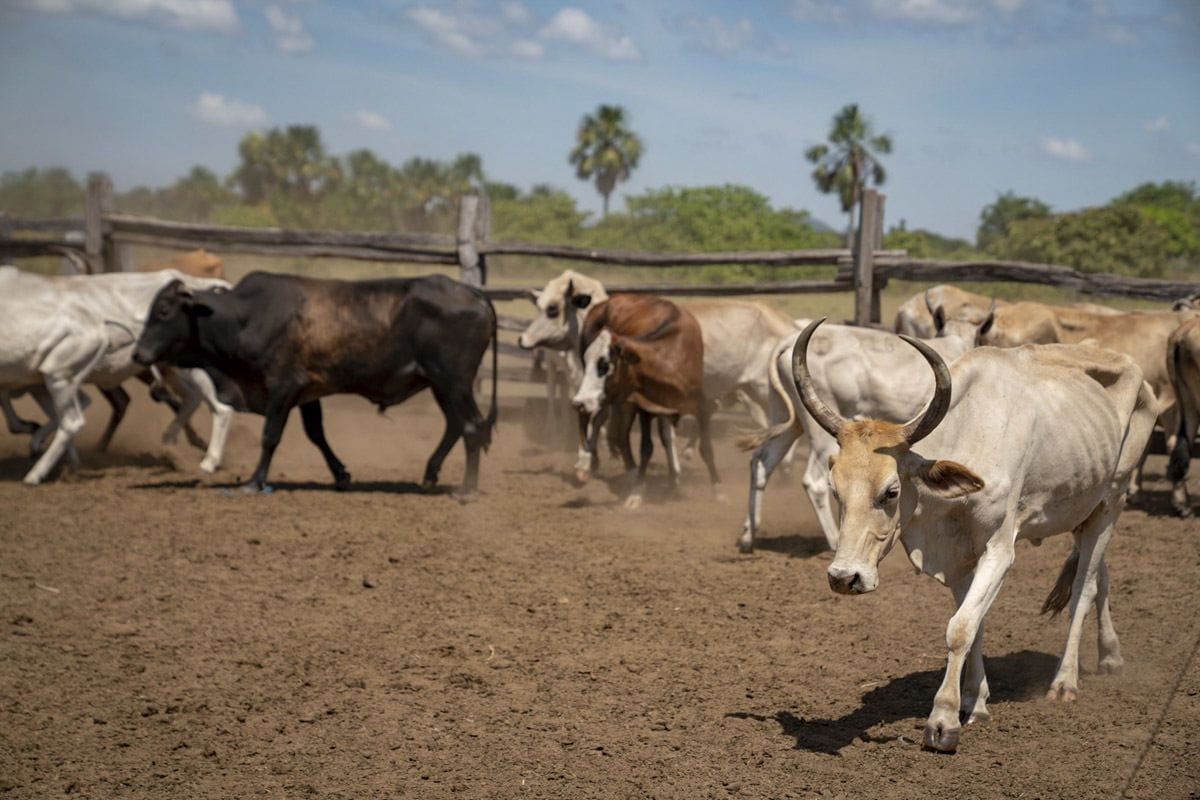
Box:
737 321 975 553
0 266 234 484
792 319 1156 753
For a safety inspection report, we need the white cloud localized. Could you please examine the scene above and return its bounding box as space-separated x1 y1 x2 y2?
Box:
1144 116 1170 134
1040 136 1090 161
676 15 754 54
408 6 484 58
19 0 238 32
509 39 544 59
871 0 978 25
188 92 268 127
540 8 640 61
352 110 392 131
265 5 313 55
501 1 530 24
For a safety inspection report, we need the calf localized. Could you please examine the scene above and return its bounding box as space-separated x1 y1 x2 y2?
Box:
792 319 1156 753
133 271 497 493
572 294 719 508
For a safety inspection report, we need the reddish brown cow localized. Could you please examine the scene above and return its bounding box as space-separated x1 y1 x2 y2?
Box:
139 249 225 281
572 294 720 508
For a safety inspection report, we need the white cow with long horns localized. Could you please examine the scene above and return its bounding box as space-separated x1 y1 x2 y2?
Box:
790 318 1156 753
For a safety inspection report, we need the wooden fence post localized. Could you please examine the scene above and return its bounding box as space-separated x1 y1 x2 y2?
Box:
871 192 886 324
853 188 878 326
457 195 485 287
85 173 127 273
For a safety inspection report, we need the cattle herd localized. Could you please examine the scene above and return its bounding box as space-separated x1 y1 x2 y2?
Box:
2 256 1200 755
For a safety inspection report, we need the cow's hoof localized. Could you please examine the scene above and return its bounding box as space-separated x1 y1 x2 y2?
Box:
736 539 754 555
922 720 960 753
574 468 591 485
240 483 272 495
452 487 479 504
420 479 438 494
1098 655 1124 675
199 459 218 474
1045 684 1078 702
623 494 643 511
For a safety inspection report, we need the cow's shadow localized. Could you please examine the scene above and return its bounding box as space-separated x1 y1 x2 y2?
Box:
0 452 171 483
726 649 1057 755
749 534 830 559
128 478 457 496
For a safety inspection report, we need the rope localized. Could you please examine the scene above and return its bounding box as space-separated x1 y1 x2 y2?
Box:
1117 620 1200 798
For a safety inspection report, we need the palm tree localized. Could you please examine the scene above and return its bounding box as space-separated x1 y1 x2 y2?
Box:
568 104 643 217
805 104 892 246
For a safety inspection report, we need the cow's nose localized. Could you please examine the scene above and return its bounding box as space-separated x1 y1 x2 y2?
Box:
132 349 152 366
827 568 863 595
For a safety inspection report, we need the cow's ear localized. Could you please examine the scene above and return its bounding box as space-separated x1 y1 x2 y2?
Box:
979 311 995 337
169 279 192 300
914 459 984 498
571 293 593 310
932 306 946 333
612 336 641 365
528 289 541 305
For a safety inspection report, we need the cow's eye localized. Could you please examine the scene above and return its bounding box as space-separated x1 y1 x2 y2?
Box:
546 304 560 319
878 485 900 506
596 357 609 377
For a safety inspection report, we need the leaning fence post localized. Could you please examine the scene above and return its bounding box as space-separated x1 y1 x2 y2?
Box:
457 195 484 287
853 188 879 326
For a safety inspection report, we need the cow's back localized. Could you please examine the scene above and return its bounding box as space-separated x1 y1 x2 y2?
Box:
687 299 794 397
919 344 1154 540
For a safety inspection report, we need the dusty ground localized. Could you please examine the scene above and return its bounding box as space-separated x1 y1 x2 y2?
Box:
0 390 1197 799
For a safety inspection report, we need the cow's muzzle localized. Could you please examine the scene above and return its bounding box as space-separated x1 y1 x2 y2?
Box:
827 565 874 595
132 348 154 367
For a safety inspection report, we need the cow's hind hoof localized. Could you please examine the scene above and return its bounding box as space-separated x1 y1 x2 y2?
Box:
241 483 272 495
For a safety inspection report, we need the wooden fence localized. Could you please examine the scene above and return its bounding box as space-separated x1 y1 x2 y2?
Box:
3 177 1199 327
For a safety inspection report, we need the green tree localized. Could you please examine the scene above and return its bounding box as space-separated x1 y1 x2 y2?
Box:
804 103 892 247
990 205 1181 277
568 104 643 218
976 191 1051 252
491 184 588 244
232 125 341 225
0 167 83 217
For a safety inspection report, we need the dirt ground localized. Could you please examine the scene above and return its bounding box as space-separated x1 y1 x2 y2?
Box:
0 389 1197 799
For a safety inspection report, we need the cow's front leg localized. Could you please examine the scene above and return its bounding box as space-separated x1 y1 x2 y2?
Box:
924 545 1014 753
657 415 680 489
245 400 293 492
96 385 130 453
948 572 991 726
574 406 601 484
738 426 799 554
300 400 350 489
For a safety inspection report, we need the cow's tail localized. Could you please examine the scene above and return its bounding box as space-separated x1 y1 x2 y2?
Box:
736 337 800 452
1041 545 1080 617
481 297 499 450
1167 338 1193 483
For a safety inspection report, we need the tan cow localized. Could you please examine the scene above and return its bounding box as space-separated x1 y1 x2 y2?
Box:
980 302 1200 493
139 249 225 280
894 285 999 339
1167 317 1200 516
792 319 1156 753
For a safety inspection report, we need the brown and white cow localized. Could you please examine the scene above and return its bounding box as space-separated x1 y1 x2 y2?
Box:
139 249 226 281
572 294 719 509
792 318 1156 753
1167 317 1200 516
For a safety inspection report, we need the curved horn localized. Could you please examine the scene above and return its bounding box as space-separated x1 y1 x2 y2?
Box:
896 334 953 445
791 318 847 438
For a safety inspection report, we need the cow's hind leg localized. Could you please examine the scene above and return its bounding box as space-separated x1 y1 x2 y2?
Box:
657 415 680 489
425 383 488 493
2 391 39 435
300 400 350 489
1046 501 1121 701
96 385 129 453
623 410 654 510
1094 559 1123 675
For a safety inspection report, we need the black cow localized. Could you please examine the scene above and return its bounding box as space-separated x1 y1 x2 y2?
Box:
133 271 498 493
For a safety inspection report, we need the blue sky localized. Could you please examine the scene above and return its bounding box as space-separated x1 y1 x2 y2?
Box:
1 0 1197 240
